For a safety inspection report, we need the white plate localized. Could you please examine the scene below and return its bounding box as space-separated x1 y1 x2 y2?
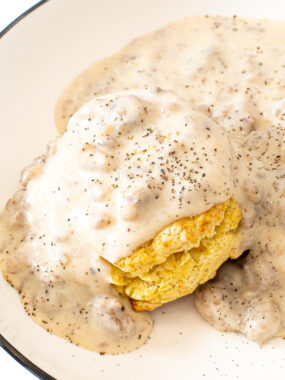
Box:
0 0 285 379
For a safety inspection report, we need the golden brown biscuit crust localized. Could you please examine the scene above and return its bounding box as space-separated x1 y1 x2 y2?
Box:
109 199 242 311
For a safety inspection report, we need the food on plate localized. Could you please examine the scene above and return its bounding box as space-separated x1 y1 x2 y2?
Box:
0 88 237 353
110 199 241 311
1 16 285 353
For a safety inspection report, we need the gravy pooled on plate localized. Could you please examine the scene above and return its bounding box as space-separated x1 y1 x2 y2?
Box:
0 16 285 352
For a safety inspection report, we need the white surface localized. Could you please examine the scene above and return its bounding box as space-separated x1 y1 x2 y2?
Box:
0 1 285 380
0 0 38 32
0 1 39 378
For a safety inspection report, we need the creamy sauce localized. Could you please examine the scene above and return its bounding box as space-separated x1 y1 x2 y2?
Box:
1 16 285 351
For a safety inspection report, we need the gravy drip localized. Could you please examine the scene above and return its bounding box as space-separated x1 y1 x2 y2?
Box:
55 16 285 344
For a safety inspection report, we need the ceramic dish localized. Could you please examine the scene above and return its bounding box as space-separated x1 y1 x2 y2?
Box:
0 0 285 379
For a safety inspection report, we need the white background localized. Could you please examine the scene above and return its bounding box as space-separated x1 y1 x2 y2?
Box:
1 1 39 378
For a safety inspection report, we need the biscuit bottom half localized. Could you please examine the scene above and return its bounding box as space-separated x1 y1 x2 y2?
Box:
108 199 242 311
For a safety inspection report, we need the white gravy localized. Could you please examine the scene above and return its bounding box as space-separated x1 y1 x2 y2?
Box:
1 16 285 351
